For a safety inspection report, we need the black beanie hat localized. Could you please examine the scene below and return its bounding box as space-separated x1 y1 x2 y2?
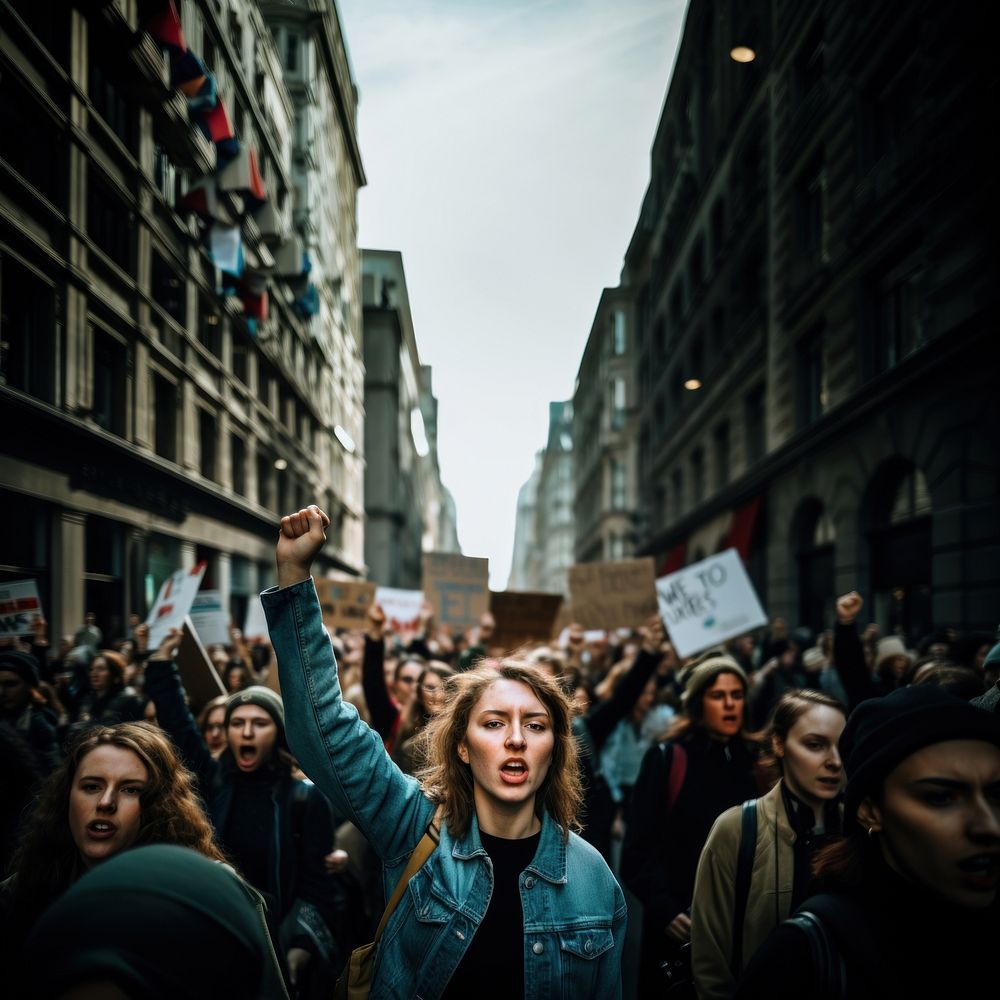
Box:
0 650 40 687
841 685 1000 823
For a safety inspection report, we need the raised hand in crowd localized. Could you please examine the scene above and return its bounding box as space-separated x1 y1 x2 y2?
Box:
366 602 386 642
276 505 330 585
836 590 863 624
134 622 149 656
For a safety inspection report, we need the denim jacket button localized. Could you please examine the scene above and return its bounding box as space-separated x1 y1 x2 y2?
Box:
524 876 535 889
584 939 593 954
532 942 544 955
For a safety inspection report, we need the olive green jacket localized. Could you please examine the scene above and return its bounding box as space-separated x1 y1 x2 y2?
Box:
691 781 795 1000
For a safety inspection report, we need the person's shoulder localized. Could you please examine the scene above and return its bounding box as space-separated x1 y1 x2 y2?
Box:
565 829 615 876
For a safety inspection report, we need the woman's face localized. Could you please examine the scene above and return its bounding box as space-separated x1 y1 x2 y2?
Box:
203 706 227 753
631 678 657 722
459 679 555 824
777 705 845 806
89 658 111 693
862 739 1000 909
700 673 745 740
225 667 246 693
69 745 148 868
420 673 447 717
394 660 423 709
228 705 277 772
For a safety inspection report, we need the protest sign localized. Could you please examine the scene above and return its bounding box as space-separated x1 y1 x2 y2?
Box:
315 578 376 631
0 578 43 638
189 590 229 646
422 553 489 631
655 548 767 657
489 591 563 653
243 594 269 641
374 587 424 631
146 563 207 651
568 557 658 630
176 616 226 713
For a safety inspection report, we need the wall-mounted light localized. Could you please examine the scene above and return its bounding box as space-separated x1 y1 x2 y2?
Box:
730 46 756 63
334 424 356 454
684 378 703 391
274 458 288 471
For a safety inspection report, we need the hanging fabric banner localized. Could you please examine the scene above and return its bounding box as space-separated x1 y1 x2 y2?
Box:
208 224 244 275
146 0 186 51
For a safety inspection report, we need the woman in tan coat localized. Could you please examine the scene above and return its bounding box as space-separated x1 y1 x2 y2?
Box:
691 689 846 999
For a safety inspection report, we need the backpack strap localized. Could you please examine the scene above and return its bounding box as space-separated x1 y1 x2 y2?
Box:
661 740 688 814
730 798 758 976
786 908 847 1000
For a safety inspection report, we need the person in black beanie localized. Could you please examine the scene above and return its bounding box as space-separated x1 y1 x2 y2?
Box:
144 632 341 996
0 649 60 776
736 685 1000 999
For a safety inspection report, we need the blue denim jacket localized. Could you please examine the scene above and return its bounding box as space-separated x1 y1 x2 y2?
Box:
263 579 627 999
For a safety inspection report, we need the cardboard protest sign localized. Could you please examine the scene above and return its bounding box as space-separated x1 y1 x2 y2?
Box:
489 591 563 653
374 587 424 631
176 616 226 714
315 578 376 631
422 553 490 632
243 594 269 641
189 590 229 646
656 548 767 658
568 557 658 630
146 562 207 651
0 578 43 638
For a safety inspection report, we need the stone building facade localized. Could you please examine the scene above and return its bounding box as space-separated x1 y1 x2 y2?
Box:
0 0 366 640
615 0 998 638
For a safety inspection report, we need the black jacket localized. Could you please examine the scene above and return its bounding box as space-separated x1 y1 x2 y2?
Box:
145 661 340 964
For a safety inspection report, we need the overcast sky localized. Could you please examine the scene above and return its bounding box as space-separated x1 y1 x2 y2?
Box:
337 0 687 588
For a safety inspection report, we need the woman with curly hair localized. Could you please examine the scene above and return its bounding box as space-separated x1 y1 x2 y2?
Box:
0 722 225 992
263 505 626 998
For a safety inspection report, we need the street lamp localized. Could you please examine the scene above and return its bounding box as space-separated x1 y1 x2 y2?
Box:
684 378 703 391
730 46 756 63
274 458 288 471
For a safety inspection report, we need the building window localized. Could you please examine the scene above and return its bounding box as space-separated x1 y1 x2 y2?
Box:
153 146 179 208
609 377 626 430
868 261 924 375
744 386 765 463
792 19 824 108
232 331 249 385
151 252 185 326
0 72 63 207
0 254 56 403
256 451 274 510
198 297 221 357
199 408 217 481
231 433 246 496
611 310 626 355
286 32 300 72
89 58 134 150
610 459 627 511
796 326 826 428
92 328 127 436
153 374 177 462
87 175 131 270
714 422 730 487
691 448 705 504
793 155 825 264
258 360 274 409
795 498 836 634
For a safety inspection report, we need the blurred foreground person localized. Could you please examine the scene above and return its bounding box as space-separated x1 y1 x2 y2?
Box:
1 723 225 994
264 506 626 998
692 690 847 998
145 642 339 993
25 843 287 999
736 686 1000 999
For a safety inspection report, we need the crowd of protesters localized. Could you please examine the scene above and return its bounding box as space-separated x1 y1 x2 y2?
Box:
1 505 998 997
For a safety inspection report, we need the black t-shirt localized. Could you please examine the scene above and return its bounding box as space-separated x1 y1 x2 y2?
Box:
442 829 541 999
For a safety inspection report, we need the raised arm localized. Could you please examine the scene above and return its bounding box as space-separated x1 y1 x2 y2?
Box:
832 591 878 709
263 506 432 861
361 603 400 744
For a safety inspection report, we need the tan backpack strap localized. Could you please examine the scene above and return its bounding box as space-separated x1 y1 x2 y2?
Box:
373 812 441 943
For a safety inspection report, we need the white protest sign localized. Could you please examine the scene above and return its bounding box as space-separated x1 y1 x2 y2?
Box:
0 578 44 638
374 587 424 632
243 594 269 641
189 590 230 646
146 562 207 651
656 548 767 658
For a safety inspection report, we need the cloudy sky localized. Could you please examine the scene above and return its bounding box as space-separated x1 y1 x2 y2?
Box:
337 0 687 587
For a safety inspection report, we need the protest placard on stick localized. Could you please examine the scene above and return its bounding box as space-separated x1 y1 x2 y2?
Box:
146 563 207 650
422 553 489 632
489 591 563 653
315 578 376 631
655 548 767 658
374 587 424 632
243 595 269 642
568 557 658 630
176 616 226 714
0 578 44 638
189 590 229 646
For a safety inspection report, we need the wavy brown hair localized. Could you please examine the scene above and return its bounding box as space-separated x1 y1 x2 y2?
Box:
416 660 583 841
9 722 226 927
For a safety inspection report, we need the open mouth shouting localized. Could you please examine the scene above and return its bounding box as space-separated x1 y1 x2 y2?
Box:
86 820 119 841
499 758 530 786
